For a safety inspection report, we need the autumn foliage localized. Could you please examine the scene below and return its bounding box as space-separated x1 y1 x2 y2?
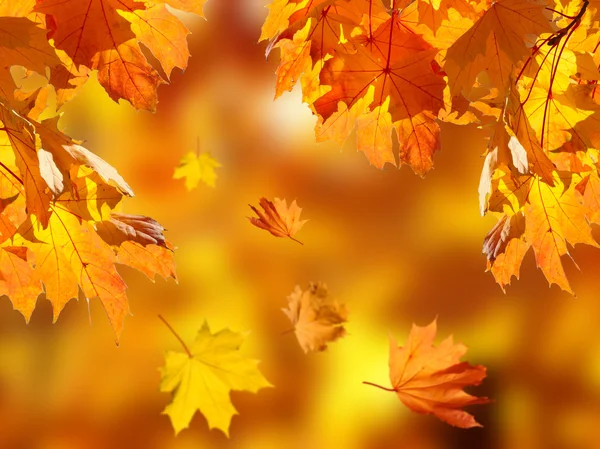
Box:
261 0 600 293
0 0 207 339
8 0 600 443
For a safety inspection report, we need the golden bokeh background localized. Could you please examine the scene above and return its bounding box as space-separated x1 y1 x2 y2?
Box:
2 1 600 448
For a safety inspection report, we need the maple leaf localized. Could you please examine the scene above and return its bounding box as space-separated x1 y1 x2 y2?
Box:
482 212 530 290
444 0 556 97
0 17 61 104
263 0 449 173
159 316 272 436
16 207 130 328
316 15 446 173
263 0 389 100
34 0 206 110
282 282 348 353
364 318 489 428
524 174 598 293
173 151 221 190
0 246 42 319
248 197 307 244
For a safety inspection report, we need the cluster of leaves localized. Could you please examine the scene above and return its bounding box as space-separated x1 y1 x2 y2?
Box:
261 0 600 293
0 0 208 339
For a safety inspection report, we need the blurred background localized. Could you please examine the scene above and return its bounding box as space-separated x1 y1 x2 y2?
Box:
1 1 600 448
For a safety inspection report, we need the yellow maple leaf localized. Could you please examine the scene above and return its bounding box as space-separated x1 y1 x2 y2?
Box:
159 317 272 436
173 152 221 190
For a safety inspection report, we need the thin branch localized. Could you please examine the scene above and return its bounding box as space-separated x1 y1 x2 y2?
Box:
547 0 588 46
158 314 193 358
0 161 23 185
545 7 577 19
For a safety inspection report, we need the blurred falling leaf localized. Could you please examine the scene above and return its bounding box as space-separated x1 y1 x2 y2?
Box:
364 318 489 428
173 152 221 190
248 197 307 244
282 282 348 353
159 316 272 436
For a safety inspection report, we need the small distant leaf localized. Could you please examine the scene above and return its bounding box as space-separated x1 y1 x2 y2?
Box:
159 318 272 436
282 282 348 353
248 197 307 244
173 152 221 190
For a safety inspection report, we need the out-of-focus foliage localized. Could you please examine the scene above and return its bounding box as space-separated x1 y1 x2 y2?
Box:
282 282 348 353
174 152 221 190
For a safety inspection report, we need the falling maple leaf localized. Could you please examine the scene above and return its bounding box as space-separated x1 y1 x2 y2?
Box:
173 151 221 190
282 282 348 353
363 318 489 428
248 197 307 244
158 316 272 436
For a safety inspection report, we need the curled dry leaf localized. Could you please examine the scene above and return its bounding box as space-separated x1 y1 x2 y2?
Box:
97 213 167 247
282 282 348 353
364 318 489 428
159 317 272 436
248 197 307 244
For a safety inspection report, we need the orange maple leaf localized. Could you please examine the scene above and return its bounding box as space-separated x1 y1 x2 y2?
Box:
263 1 448 173
35 0 206 110
248 197 307 244
364 318 489 428
444 0 556 96
282 282 348 353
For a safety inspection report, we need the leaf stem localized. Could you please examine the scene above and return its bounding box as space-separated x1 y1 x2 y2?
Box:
158 314 192 357
287 235 304 245
281 327 295 336
362 381 397 392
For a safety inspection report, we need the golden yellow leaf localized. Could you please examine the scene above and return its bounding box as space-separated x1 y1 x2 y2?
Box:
159 318 272 436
